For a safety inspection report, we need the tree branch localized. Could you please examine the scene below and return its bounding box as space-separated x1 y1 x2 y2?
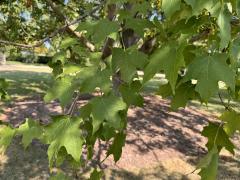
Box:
189 28 211 43
45 0 95 51
0 1 102 51
67 92 80 116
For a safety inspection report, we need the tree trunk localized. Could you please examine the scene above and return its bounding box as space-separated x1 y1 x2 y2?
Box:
0 52 6 65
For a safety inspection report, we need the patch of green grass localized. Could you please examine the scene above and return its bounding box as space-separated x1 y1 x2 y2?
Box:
1 65 239 115
6 61 47 66
142 78 167 93
0 71 52 99
142 76 240 115
6 61 24 65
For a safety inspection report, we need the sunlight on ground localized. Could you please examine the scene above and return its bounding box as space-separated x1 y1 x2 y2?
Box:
0 62 240 179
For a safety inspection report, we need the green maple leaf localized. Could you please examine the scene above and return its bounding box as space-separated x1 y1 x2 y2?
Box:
17 119 43 149
45 65 107 106
90 94 126 133
197 146 219 180
157 83 172 98
184 0 215 15
171 82 197 110
44 76 75 107
125 18 154 37
120 81 144 107
162 0 181 18
77 19 119 43
183 54 235 101
143 43 185 93
0 78 9 100
79 103 92 119
157 82 198 110
80 68 111 93
90 169 104 180
220 110 240 136
60 37 79 49
52 51 67 64
100 123 116 141
61 64 83 75
0 78 8 91
230 37 240 66
237 0 240 16
202 122 235 154
62 65 102 80
107 132 126 162
44 116 83 167
132 1 151 15
217 4 231 50
62 65 111 93
112 48 148 83
0 126 15 153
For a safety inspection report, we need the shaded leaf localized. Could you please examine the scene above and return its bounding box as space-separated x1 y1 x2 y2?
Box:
90 169 104 180
17 119 43 149
202 122 234 154
197 146 219 180
185 0 215 15
162 0 181 18
229 37 240 66
52 51 66 64
120 81 144 107
217 4 231 49
107 132 126 162
183 54 235 101
112 48 148 83
80 68 111 93
44 76 75 107
0 126 15 153
77 19 119 43
220 110 240 136
157 82 198 110
125 18 154 36
50 172 70 180
90 94 126 133
0 78 9 101
60 37 78 49
143 43 185 93
171 82 197 110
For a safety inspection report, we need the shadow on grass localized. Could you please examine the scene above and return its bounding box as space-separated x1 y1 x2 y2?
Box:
0 71 52 98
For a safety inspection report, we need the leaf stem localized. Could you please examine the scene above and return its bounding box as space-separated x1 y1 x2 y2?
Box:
218 92 230 110
213 122 223 146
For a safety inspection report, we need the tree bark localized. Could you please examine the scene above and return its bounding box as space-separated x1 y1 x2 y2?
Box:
0 52 6 65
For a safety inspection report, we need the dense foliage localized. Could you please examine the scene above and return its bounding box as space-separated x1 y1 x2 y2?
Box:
1 0 240 179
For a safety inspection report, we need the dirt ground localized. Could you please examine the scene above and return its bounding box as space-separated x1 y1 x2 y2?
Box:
0 94 240 180
0 64 239 179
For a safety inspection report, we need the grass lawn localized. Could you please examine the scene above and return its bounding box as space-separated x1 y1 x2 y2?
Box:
1 61 238 114
0 71 52 99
